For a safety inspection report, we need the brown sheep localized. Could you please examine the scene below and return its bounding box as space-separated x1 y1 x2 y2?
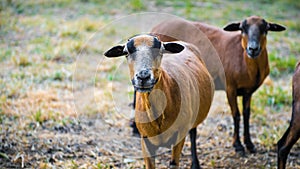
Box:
277 62 300 169
151 16 286 154
104 34 214 168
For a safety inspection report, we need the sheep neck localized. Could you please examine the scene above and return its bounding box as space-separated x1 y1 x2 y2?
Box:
244 48 270 87
135 69 174 133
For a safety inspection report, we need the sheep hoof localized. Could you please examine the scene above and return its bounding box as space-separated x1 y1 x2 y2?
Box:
169 160 178 168
169 160 184 169
244 139 256 153
191 163 201 169
246 144 256 153
233 142 245 156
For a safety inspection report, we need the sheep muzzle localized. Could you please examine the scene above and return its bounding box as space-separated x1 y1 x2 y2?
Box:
246 40 261 58
132 70 158 93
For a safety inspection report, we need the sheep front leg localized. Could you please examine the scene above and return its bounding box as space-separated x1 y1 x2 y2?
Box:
242 94 256 153
141 137 157 169
227 89 244 154
169 139 185 168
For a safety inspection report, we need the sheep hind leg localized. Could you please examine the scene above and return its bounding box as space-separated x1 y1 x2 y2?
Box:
277 126 290 169
189 128 201 169
130 90 140 137
277 124 300 169
242 94 256 153
170 139 185 168
227 90 245 154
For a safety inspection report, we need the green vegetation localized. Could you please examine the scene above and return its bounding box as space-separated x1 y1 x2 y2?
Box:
130 0 145 11
33 109 43 124
253 84 292 114
269 52 298 78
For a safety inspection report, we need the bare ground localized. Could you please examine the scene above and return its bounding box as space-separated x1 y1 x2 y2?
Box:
1 91 299 168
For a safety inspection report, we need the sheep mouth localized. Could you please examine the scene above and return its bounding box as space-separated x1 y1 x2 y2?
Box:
134 86 154 93
246 49 261 59
132 78 158 93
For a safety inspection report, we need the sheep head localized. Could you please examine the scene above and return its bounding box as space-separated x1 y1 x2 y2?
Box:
223 16 286 58
104 34 184 93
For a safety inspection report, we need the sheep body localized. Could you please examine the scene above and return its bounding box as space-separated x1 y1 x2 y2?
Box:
105 35 214 168
136 41 214 169
135 41 214 143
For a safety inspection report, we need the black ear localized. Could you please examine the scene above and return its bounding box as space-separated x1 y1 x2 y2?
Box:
223 22 241 31
104 45 128 57
268 23 286 32
163 42 184 53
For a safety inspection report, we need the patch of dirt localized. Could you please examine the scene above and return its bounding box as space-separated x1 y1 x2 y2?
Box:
1 92 299 168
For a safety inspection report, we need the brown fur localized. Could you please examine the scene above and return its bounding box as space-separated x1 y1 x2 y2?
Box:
151 16 283 153
152 19 269 91
134 41 214 168
128 62 135 79
191 22 270 91
134 36 154 47
277 62 300 169
151 20 225 88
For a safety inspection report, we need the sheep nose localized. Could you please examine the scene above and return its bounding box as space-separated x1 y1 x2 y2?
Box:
136 69 151 81
247 42 260 53
248 46 259 52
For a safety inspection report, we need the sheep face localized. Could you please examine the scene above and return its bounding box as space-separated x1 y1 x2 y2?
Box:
241 17 268 58
125 35 163 93
104 34 184 93
223 16 285 58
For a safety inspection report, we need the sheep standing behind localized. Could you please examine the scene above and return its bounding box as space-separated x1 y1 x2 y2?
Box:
151 16 286 154
105 34 214 168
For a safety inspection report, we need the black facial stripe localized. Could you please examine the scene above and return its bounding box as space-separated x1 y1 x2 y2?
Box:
127 39 136 54
152 37 161 49
259 20 268 33
242 19 247 26
241 20 248 34
242 20 247 28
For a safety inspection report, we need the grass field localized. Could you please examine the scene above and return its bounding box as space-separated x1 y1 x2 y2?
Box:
0 0 300 168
